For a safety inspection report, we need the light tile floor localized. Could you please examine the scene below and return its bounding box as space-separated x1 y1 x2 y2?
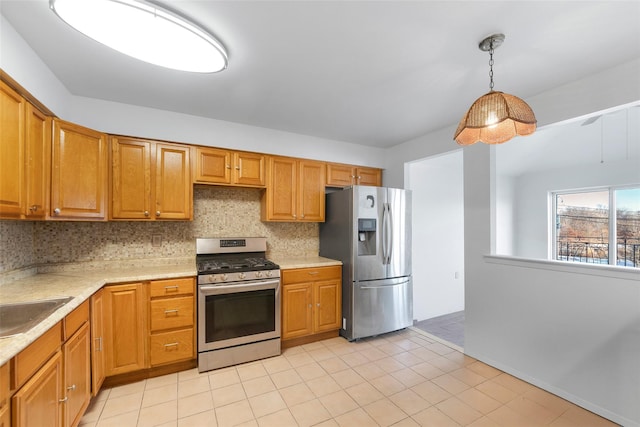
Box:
80 328 616 427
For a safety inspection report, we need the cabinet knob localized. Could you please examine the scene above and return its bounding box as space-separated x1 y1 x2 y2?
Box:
226 164 231 169
235 166 240 170
301 214 305 218
292 214 297 219
156 211 161 217
317 303 320 307
53 208 61 215
59 397 68 403
308 304 312 308
144 210 150 217
67 384 76 391
29 205 38 212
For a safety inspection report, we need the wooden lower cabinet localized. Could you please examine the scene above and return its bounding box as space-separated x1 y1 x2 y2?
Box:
281 266 342 345
0 363 10 427
103 283 148 376
63 323 91 427
12 350 64 427
149 278 195 367
90 289 105 396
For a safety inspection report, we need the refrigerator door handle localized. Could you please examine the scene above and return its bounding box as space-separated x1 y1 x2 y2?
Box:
382 202 392 264
386 203 393 264
381 203 388 264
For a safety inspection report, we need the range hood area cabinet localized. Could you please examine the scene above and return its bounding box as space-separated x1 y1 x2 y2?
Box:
261 156 326 222
111 136 192 220
193 146 266 187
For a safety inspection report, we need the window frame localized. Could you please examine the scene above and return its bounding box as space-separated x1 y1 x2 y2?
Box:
551 185 639 268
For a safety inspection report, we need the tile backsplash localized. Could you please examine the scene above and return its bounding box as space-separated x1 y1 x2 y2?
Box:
0 186 319 274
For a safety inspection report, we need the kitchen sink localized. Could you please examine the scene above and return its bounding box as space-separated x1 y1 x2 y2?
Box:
0 296 73 338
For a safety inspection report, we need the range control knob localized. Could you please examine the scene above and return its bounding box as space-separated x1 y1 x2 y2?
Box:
256 271 263 278
265 270 273 277
221 274 228 281
239 272 246 280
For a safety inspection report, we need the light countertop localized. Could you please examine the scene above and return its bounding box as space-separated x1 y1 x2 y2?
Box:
0 264 196 366
0 256 341 366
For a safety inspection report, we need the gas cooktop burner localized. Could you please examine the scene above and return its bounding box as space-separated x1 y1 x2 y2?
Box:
197 257 279 274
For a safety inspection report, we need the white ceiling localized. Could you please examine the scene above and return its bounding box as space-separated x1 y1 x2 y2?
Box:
1 1 640 148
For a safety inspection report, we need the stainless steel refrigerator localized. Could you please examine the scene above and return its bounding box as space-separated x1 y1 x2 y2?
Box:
320 185 412 341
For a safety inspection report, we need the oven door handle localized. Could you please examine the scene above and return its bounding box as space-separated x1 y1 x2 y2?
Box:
199 279 280 295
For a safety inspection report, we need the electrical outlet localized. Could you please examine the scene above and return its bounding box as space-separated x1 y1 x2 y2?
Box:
152 234 162 247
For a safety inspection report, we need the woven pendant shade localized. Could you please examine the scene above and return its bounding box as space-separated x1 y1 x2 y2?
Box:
454 91 536 146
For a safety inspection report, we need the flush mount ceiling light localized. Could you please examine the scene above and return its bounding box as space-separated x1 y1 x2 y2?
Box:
50 0 228 73
454 34 536 145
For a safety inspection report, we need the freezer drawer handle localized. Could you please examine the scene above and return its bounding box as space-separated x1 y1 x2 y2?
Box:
360 281 409 290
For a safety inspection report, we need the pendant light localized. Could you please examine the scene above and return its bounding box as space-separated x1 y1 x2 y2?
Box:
454 34 536 146
50 0 228 73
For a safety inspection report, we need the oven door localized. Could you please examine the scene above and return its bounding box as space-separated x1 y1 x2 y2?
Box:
198 278 281 352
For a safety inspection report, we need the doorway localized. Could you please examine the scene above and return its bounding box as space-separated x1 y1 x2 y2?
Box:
407 150 464 347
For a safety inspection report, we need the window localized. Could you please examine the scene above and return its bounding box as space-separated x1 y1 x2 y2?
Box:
553 186 639 268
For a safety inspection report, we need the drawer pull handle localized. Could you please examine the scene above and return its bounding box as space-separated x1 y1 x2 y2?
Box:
164 309 179 315
308 271 319 275
95 337 102 352
59 397 68 403
164 342 179 348
67 384 76 392
164 285 179 291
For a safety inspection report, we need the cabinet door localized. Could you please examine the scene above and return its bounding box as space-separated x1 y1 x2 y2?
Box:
90 289 105 396
325 163 354 187
111 137 152 219
234 152 265 187
298 160 325 222
0 80 25 217
262 156 297 221
63 323 90 427
194 147 231 184
0 363 9 427
24 103 51 219
103 283 148 376
314 280 342 333
281 283 313 339
155 143 192 220
356 167 382 186
51 119 107 220
12 350 63 427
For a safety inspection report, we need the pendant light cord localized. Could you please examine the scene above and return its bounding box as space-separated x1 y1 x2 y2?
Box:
489 38 495 92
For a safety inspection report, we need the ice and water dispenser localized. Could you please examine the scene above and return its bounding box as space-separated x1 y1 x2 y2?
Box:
357 218 376 255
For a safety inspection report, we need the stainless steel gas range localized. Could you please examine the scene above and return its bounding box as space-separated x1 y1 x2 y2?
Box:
196 237 281 372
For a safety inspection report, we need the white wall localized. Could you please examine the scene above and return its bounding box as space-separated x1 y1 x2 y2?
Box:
0 14 386 169
408 151 464 321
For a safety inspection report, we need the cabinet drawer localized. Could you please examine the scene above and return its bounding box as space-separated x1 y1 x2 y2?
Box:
149 278 194 298
150 296 194 331
282 266 341 284
150 328 194 366
64 300 89 340
11 321 62 389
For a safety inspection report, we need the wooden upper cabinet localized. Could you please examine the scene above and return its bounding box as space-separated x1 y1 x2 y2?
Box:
326 163 382 187
263 156 297 221
111 137 151 219
51 119 108 220
155 142 191 220
24 104 51 219
111 137 191 220
194 147 265 187
0 80 25 218
262 156 325 222
298 160 325 222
